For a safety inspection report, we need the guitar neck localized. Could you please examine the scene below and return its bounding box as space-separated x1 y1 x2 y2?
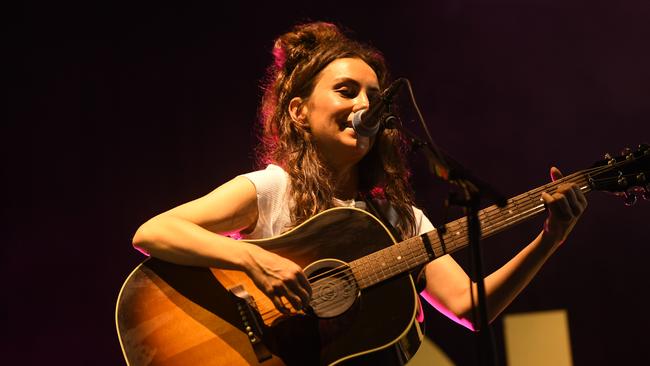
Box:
350 170 592 289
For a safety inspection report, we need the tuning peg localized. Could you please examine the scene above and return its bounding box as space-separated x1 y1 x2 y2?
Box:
624 192 638 206
620 147 632 156
604 153 615 165
639 143 649 153
617 175 628 188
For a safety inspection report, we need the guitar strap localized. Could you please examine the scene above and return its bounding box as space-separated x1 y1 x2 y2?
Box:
361 196 403 242
362 196 427 326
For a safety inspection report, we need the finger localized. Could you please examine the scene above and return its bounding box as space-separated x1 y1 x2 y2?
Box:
568 185 587 216
573 185 588 211
543 188 571 220
296 271 313 297
276 283 304 312
550 166 563 182
271 295 290 314
268 283 292 314
285 278 311 308
549 193 573 221
561 185 581 217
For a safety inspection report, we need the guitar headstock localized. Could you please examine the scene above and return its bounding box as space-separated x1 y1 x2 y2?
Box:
588 144 650 205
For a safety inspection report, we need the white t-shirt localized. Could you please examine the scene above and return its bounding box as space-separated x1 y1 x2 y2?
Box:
239 164 435 240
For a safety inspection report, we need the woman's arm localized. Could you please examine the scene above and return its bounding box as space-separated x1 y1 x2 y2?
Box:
133 176 259 267
421 167 588 330
132 176 311 312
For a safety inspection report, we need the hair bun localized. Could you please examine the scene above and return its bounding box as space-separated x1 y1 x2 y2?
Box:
273 22 343 73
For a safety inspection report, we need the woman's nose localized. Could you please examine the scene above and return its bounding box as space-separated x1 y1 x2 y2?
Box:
353 92 370 112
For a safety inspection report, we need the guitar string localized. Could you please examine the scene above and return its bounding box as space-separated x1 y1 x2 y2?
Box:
306 166 600 287
264 163 627 317
273 172 641 317
306 169 599 310
405 164 614 255
307 184 584 313
265 177 594 320
444 160 635 248
309 202 561 311
308 163 614 288
306 169 601 311
313 159 638 293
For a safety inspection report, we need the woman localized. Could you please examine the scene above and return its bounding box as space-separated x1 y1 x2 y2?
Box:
132 21 587 363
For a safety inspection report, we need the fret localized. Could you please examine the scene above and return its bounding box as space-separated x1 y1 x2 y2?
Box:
366 256 375 286
448 218 465 252
386 246 400 276
480 205 497 235
482 205 499 236
351 257 367 288
490 203 506 234
402 240 414 269
370 252 380 284
383 246 395 278
348 170 603 291
415 239 428 263
362 257 373 288
409 237 429 264
379 250 390 281
392 245 408 273
375 249 386 279
378 249 390 282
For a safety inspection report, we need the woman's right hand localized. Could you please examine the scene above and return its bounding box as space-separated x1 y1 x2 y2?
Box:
242 243 312 314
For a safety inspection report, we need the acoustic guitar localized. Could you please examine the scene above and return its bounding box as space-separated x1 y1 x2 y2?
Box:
116 146 648 365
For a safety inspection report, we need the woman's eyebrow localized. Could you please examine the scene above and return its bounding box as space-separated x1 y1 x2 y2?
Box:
332 77 380 91
332 77 359 85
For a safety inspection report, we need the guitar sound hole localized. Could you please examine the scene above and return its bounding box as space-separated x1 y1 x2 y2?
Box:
304 259 359 318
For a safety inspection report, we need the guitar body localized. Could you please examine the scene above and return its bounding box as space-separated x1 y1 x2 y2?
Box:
116 208 424 366
117 146 650 365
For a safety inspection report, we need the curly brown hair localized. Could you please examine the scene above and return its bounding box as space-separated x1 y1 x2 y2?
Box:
257 21 416 239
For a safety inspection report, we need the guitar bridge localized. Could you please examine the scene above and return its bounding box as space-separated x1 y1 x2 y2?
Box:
229 285 272 362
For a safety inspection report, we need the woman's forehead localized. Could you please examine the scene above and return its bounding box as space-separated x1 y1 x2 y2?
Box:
316 58 380 89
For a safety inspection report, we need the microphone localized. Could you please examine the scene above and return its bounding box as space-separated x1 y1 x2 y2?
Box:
352 78 405 137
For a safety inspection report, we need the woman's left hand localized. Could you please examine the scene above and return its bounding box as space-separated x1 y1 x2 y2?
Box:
541 166 588 246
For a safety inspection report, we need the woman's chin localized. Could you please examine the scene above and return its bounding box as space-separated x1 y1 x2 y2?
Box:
355 136 371 151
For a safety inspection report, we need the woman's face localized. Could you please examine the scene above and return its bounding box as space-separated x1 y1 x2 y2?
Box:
296 57 381 170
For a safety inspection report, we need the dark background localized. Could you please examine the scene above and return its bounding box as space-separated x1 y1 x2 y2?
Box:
6 1 650 365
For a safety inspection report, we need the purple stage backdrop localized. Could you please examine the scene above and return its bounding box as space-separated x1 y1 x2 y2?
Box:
6 1 650 365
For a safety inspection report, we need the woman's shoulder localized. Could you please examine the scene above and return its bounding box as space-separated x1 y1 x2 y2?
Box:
238 164 292 239
240 164 288 185
242 163 287 175
238 163 294 194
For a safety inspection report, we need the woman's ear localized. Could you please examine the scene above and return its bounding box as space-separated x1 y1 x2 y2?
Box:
288 97 309 128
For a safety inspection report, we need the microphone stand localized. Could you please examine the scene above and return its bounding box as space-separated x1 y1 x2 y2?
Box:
384 109 506 366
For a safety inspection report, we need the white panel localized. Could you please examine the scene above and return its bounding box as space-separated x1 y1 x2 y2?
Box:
408 336 455 366
503 309 573 366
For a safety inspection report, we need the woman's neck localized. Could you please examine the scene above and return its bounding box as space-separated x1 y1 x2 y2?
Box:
331 164 359 200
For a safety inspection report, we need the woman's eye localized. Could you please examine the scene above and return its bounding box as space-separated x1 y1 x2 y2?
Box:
336 88 357 98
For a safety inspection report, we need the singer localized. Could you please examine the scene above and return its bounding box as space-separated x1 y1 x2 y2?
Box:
129 21 587 365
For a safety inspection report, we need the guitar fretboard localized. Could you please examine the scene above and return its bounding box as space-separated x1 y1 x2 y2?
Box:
350 171 592 289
